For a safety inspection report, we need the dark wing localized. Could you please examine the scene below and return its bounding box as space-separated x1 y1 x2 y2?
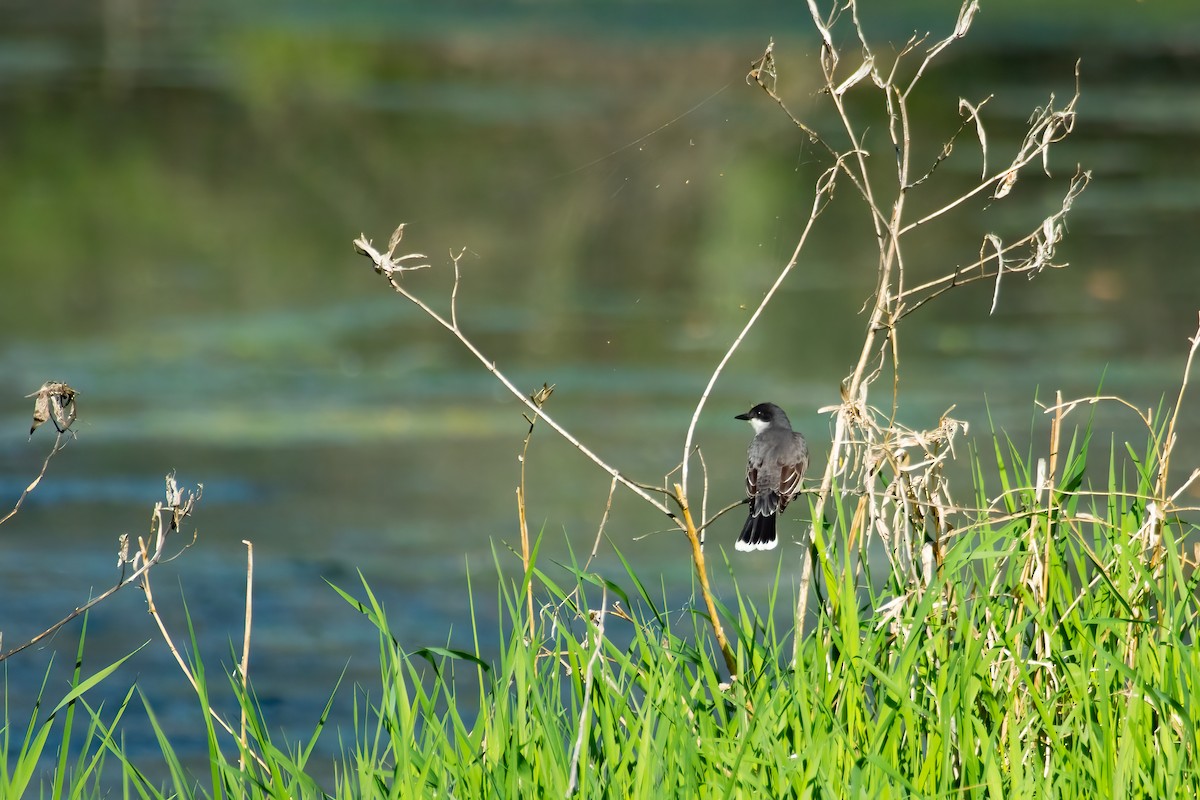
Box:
777 463 801 511
776 435 809 511
745 460 782 517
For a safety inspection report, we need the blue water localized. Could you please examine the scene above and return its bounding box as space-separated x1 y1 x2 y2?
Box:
2 1 1199 788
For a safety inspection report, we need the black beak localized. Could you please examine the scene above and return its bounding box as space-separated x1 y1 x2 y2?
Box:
734 411 752 420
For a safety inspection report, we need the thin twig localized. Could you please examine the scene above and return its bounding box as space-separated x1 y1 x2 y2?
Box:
679 164 838 495
354 234 675 521
566 586 607 797
697 448 710 550
696 499 750 535
142 527 268 771
0 476 201 663
899 88 1079 235
896 170 1090 320
1157 313 1200 502
674 483 737 676
239 539 254 770
356 230 749 675
450 247 465 331
745 39 878 231
902 0 980 97
517 383 553 642
0 431 69 528
585 478 619 571
794 0 901 651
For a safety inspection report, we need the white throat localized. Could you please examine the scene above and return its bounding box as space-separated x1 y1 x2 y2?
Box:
748 418 772 435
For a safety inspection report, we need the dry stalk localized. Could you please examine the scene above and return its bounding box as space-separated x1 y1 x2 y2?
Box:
673 482 737 676
1038 314 1200 583
239 539 254 770
355 228 743 676
0 474 201 663
354 230 673 519
566 586 607 798
354 0 1094 681
774 0 1088 661
1156 311 1200 505
679 161 840 502
516 383 554 642
2 381 80 529
586 477 619 569
140 484 268 772
0 430 70 529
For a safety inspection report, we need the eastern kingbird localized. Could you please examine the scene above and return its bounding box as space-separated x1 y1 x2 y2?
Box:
735 402 809 551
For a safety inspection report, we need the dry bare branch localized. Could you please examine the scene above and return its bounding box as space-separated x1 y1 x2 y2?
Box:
1 431 70 529
680 160 840 496
354 232 675 521
566 586 607 797
141 495 267 772
238 539 254 770
778 2 1088 657
517 382 555 640
1157 312 1200 503
0 474 201 663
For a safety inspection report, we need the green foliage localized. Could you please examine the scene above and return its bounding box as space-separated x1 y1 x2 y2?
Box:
5 400 1200 798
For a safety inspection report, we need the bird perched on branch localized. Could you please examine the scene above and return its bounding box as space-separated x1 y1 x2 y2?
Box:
734 402 809 551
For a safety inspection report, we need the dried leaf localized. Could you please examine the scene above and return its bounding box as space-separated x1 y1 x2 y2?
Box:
834 56 875 97
993 168 1017 199
29 392 49 436
26 381 77 439
958 96 991 178
982 233 1005 314
387 223 406 257
954 0 980 38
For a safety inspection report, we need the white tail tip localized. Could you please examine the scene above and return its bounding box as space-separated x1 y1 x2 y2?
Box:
735 539 778 552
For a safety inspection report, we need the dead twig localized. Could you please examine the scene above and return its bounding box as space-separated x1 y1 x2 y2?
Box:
566 587 607 797
1 381 80 529
140 480 267 771
238 539 254 770
354 230 675 521
517 383 555 642
0 474 202 663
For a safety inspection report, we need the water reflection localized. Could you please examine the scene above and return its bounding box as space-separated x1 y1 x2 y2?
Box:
2 2 1199 786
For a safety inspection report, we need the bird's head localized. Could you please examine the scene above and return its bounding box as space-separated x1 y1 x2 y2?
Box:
735 402 789 434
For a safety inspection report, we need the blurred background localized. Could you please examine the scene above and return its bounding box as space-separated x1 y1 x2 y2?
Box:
1 0 1198 784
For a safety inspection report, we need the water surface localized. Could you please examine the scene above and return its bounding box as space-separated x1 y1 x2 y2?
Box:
2 1 1199 785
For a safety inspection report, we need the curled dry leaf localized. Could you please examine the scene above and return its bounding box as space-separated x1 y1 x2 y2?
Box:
27 381 77 439
834 56 875 97
387 223 407 257
954 0 980 38
958 96 991 178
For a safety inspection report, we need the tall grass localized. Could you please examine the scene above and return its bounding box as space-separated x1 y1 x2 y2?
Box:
6 0 1196 794
4 399 1198 797
319 403 1197 798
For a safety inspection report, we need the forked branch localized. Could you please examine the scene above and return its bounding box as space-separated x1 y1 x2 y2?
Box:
354 229 675 521
0 474 201 663
779 0 1086 659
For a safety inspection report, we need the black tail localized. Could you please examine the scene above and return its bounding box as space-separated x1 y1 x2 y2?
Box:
736 512 778 551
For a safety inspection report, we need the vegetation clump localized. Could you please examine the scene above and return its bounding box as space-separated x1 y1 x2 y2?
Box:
5 2 1199 797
